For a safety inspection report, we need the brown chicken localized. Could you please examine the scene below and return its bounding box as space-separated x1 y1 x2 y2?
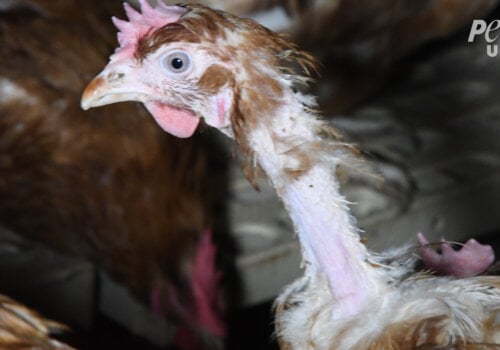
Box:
0 1 226 349
82 2 500 349
0 293 73 350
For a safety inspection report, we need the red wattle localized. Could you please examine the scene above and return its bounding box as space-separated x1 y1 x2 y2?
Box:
145 102 200 138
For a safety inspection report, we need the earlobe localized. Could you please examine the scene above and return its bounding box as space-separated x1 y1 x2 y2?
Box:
205 88 233 128
197 64 235 128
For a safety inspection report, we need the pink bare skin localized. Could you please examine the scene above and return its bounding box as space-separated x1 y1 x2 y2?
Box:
418 232 495 277
81 3 500 348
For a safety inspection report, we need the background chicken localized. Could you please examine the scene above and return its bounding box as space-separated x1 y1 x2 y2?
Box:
0 1 229 349
186 0 498 112
0 293 73 350
82 2 500 349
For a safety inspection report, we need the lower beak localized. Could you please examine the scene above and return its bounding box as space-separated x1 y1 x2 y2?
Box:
81 69 145 110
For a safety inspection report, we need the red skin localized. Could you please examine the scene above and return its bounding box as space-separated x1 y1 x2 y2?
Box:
151 229 226 350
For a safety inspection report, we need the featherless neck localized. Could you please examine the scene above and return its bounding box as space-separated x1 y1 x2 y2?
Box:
247 97 385 319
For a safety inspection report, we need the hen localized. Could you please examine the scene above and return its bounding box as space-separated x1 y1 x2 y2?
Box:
0 1 225 348
82 2 500 349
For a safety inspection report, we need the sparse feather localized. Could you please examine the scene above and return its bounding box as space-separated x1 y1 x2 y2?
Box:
82 3 500 349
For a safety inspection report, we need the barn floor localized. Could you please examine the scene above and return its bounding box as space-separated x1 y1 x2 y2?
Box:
55 300 279 350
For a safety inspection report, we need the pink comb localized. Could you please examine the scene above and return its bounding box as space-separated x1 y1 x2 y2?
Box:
189 228 226 338
110 1 188 60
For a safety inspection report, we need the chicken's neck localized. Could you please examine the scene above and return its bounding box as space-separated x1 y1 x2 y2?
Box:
247 97 386 319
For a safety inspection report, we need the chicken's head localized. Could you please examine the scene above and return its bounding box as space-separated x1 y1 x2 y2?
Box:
81 0 317 141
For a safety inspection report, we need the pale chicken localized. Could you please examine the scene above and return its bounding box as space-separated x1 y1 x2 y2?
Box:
81 2 500 349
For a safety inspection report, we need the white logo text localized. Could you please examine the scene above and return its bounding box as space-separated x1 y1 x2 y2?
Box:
468 19 500 57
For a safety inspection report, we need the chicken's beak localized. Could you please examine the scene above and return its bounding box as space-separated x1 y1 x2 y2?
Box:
81 67 201 138
81 69 145 110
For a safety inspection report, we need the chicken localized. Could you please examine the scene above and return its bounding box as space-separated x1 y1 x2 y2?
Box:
81 2 500 349
0 1 225 348
0 293 73 349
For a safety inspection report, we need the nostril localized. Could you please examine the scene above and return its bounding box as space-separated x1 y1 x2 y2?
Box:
107 72 124 82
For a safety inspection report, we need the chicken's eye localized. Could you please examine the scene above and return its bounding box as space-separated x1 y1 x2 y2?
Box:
161 51 191 75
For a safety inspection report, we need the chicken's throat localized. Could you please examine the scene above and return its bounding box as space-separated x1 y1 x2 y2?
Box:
284 165 382 318
248 105 384 319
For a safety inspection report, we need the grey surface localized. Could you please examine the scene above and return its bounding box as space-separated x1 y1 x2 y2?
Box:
0 226 96 328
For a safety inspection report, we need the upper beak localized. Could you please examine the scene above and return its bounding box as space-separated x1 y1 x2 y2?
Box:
81 68 145 110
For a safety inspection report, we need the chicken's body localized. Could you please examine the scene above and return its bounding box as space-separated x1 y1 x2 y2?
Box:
0 1 225 348
82 2 500 349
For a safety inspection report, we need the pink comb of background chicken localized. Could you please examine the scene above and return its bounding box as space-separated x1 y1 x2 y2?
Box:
149 228 225 349
190 229 226 338
111 0 187 60
174 229 226 349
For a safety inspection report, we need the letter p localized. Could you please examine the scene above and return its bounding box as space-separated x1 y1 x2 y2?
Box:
468 19 487 42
